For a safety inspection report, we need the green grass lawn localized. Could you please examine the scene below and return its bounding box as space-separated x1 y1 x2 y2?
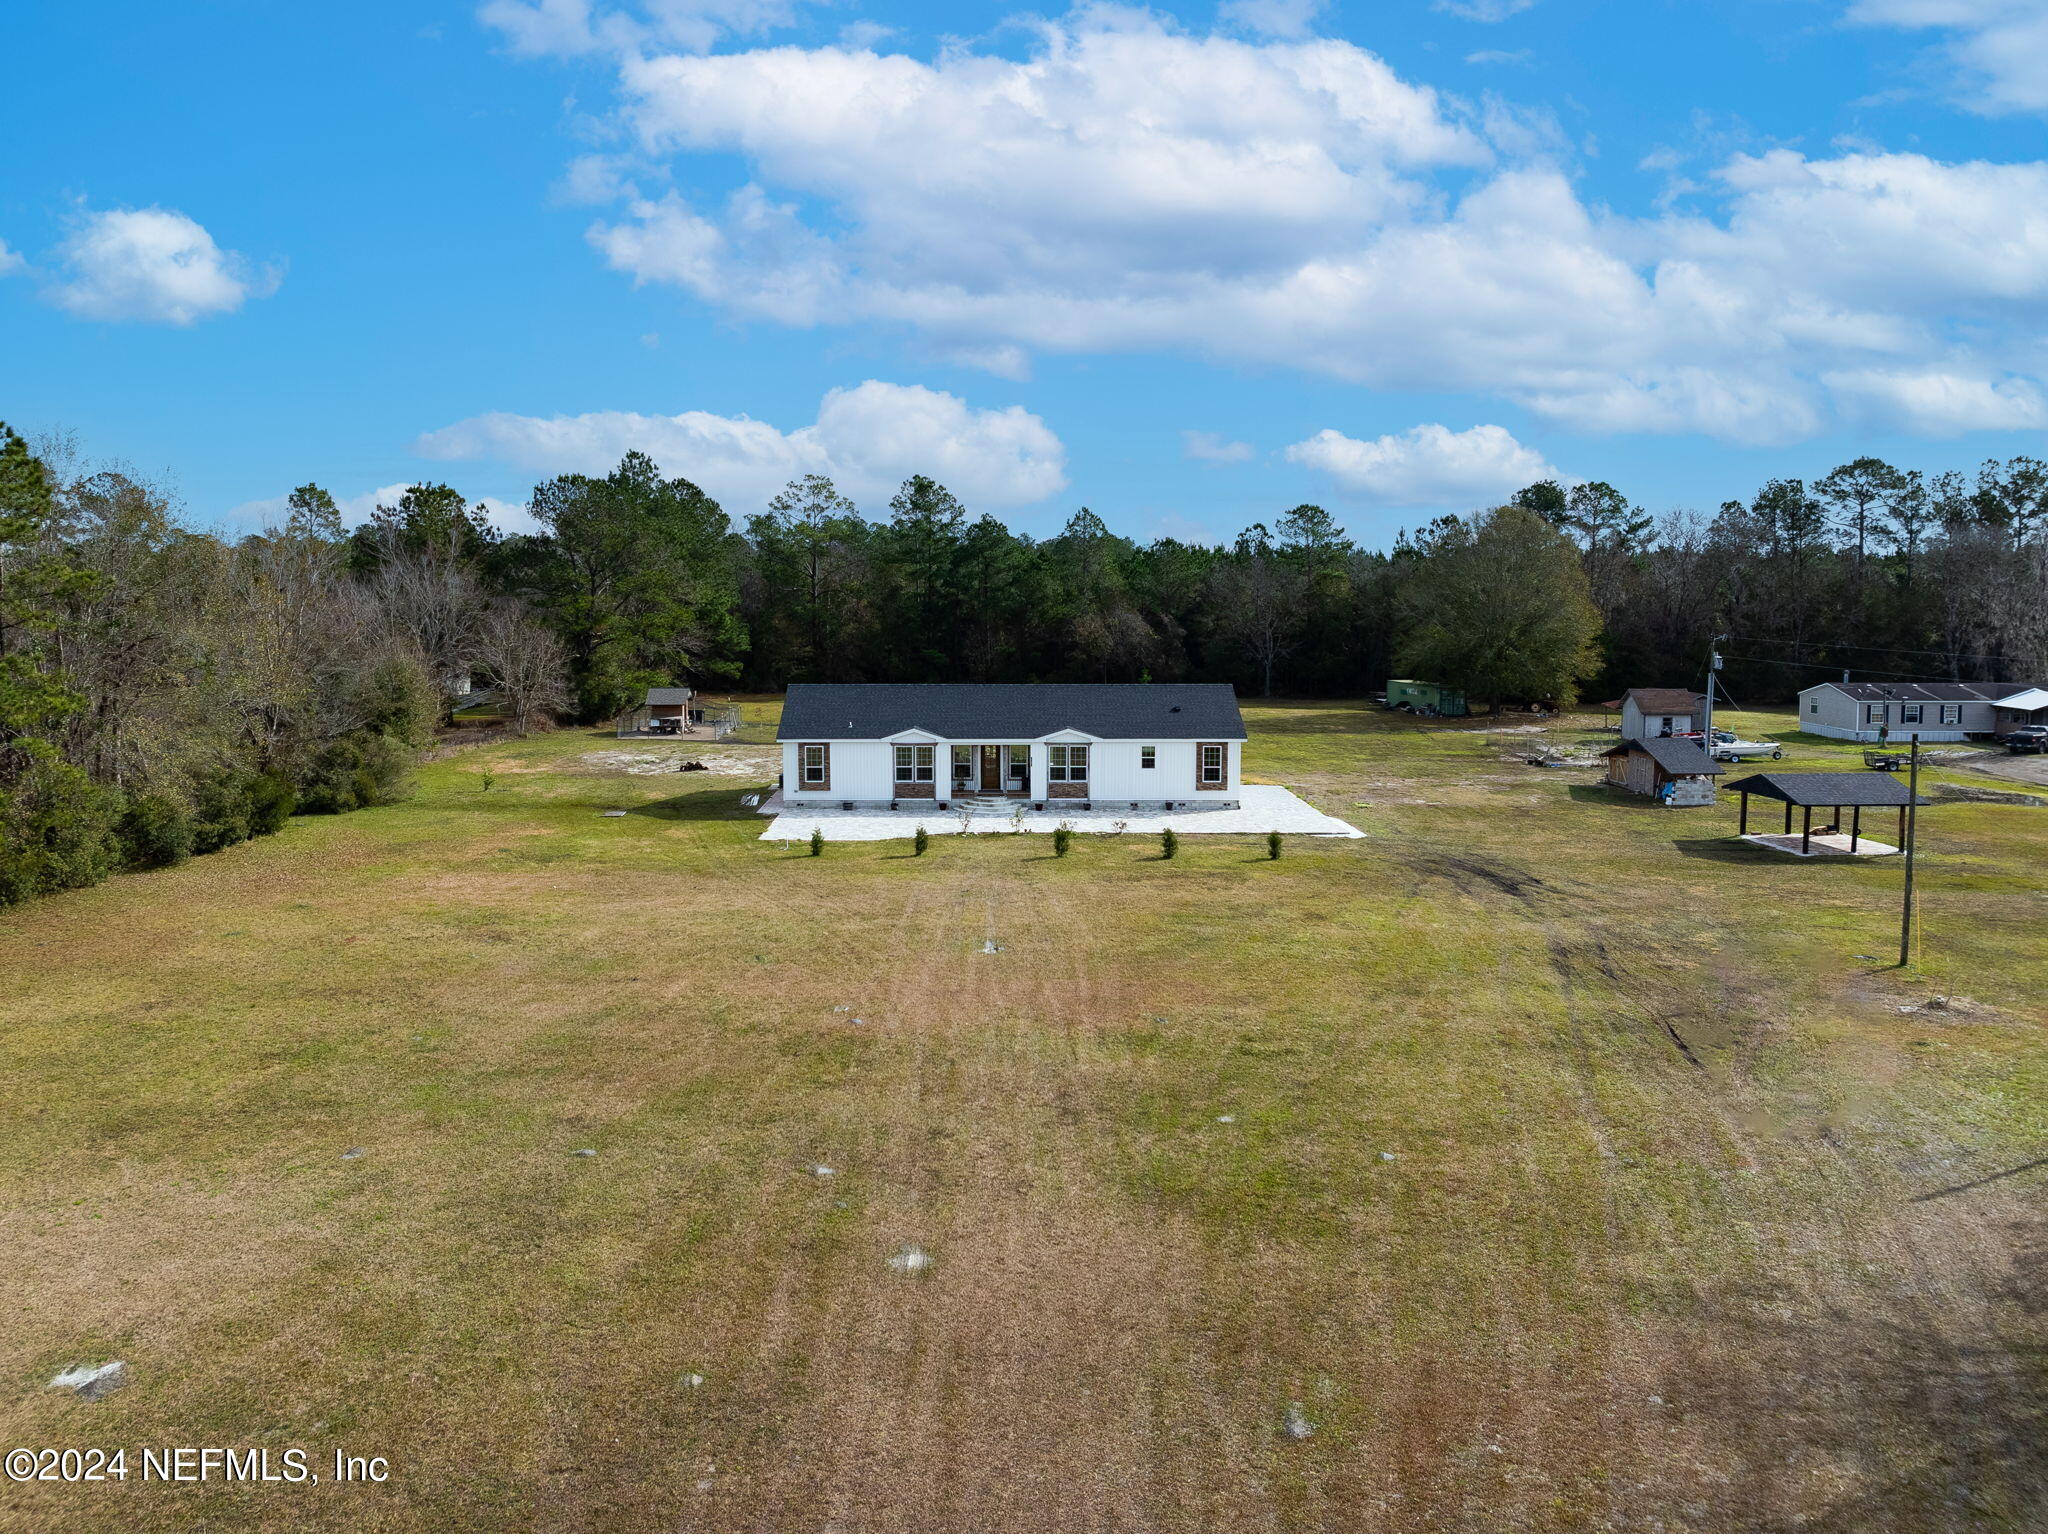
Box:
3 700 2045 1532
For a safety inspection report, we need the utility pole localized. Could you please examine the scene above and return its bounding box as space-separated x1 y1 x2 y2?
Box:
1898 736 1921 967
1702 635 1724 743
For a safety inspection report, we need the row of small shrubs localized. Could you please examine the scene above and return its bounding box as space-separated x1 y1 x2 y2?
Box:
118 771 299 869
822 825 1287 860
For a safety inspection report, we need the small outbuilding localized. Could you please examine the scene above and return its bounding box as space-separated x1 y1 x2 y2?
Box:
1619 687 1705 741
1387 679 1467 717
1602 737 1723 805
616 685 695 737
1725 771 1931 857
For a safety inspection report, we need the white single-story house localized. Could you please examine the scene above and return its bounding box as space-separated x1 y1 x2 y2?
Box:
776 682 1246 810
1618 687 1706 740
1796 681 2048 742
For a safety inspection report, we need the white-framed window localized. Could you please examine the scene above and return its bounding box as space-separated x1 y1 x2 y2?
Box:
1901 704 1923 724
895 744 934 782
1007 745 1028 785
1866 704 1888 725
1809 699 1819 714
1198 743 1225 786
1941 704 1962 725
1140 746 1156 769
800 743 829 787
1048 744 1089 782
951 745 972 782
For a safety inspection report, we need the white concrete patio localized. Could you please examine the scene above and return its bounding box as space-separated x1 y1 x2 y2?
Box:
758 783 1364 842
1740 831 1900 858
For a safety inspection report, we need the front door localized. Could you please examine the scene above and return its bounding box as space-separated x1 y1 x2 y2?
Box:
980 745 1002 792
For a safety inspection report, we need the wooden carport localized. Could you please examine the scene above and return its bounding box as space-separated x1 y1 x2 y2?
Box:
1724 771 1931 856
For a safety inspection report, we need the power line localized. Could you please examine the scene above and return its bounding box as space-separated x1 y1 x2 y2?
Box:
1717 651 2010 686
1726 632 2014 668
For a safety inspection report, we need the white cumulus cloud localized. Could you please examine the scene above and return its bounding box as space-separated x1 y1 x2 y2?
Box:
481 0 805 56
1435 0 1540 20
1182 430 1256 464
0 239 24 277
1847 0 2048 115
49 207 273 325
1821 368 2048 434
1219 0 1327 39
415 381 1067 511
535 9 2048 443
1285 423 1556 507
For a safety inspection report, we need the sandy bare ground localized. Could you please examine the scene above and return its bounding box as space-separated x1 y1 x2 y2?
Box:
579 746 780 777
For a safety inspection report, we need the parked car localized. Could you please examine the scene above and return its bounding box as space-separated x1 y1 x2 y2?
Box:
2006 725 2048 754
1679 728 1784 761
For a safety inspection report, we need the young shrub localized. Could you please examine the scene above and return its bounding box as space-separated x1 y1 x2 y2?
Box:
118 792 195 868
1160 827 1179 860
190 771 255 854
1267 829 1283 861
248 773 297 836
913 824 930 856
296 739 368 815
809 825 825 857
352 732 417 807
1053 825 1073 858
0 757 122 906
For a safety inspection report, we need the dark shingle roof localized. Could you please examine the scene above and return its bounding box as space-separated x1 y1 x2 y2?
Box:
1725 772 1931 807
1623 687 1705 714
1813 681 2030 703
646 686 694 705
777 683 1246 741
1604 737 1723 776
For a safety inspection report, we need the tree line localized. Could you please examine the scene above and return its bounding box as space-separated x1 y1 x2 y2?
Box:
5 420 2044 905
487 449 2045 714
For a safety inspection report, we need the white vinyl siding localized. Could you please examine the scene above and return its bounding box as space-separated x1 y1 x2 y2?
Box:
783 738 1241 802
1798 685 1994 742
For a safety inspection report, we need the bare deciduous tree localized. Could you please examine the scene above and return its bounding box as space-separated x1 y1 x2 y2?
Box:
474 605 571 736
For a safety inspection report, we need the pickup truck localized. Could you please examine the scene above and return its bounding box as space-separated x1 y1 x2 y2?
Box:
2004 725 2048 755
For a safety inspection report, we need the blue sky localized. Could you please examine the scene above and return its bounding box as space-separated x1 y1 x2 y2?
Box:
5 0 2047 547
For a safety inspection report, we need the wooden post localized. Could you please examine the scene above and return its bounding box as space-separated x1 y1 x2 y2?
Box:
1899 739 1922 967
1739 791 1749 836
1802 804 1812 855
1784 800 1794 834
1850 804 1860 853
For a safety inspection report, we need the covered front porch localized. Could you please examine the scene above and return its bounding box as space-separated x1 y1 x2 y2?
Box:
945 742 1036 797
886 737 1094 803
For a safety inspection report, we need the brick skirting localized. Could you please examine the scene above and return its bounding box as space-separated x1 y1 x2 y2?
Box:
1048 782 1088 799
